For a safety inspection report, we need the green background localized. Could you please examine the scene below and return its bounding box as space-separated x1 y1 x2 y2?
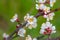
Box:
0 0 60 40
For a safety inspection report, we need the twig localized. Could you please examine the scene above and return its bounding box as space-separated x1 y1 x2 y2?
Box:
7 22 27 40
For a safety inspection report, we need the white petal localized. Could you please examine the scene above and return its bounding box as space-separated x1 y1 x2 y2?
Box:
34 17 37 23
49 12 55 17
32 23 37 28
33 38 37 40
24 13 30 21
47 18 50 21
52 26 56 30
44 6 50 14
50 3 53 7
10 14 18 22
3 33 9 38
50 0 56 7
43 15 48 18
46 22 52 27
28 25 33 29
26 35 32 40
10 19 15 22
39 0 46 3
41 23 46 29
49 17 53 20
18 28 26 37
36 4 39 9
40 4 46 10
52 31 56 33
40 29 45 34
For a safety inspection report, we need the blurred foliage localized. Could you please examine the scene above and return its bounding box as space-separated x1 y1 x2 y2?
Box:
0 0 60 40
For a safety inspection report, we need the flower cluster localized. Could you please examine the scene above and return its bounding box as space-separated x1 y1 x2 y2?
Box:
36 0 56 7
36 0 56 36
36 0 56 21
10 13 37 38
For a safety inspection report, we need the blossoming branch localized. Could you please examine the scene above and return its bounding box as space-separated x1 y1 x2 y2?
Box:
3 0 60 40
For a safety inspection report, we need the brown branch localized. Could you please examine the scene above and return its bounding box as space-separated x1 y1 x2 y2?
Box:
7 22 27 40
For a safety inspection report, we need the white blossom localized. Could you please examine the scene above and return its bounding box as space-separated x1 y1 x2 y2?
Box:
50 0 56 7
36 4 46 10
18 28 26 37
26 35 32 40
10 14 18 22
40 22 56 35
36 4 54 21
43 12 55 21
26 35 37 40
3 33 9 38
36 4 50 14
24 14 37 29
33 38 37 40
43 6 50 14
36 0 46 3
